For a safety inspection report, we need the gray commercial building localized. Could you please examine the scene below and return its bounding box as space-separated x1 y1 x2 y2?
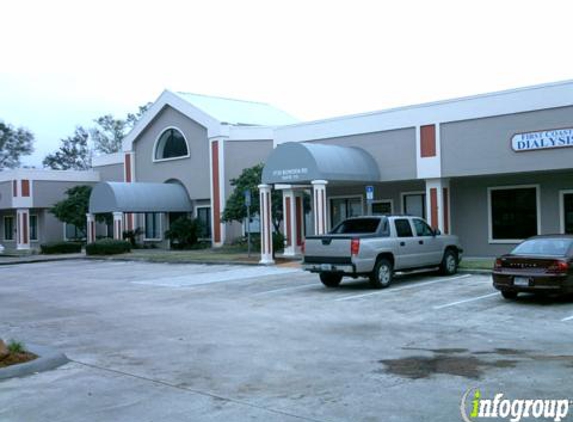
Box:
2 81 572 263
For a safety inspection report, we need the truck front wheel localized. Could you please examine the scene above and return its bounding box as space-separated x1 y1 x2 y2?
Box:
369 258 393 289
439 249 458 275
319 273 343 287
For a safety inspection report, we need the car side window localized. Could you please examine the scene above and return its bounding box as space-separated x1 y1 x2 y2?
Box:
394 219 413 237
413 219 434 237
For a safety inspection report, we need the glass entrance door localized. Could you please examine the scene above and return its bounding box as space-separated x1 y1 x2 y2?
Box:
330 197 363 229
403 193 426 219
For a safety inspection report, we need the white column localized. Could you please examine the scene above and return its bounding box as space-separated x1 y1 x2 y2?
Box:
86 213 96 244
425 178 451 234
311 180 328 235
113 212 124 240
282 189 298 257
16 209 30 250
258 184 274 265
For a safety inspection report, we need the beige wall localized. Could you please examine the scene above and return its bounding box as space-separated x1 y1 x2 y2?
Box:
309 128 417 182
95 163 124 182
223 139 274 242
0 181 12 209
441 105 573 177
133 105 210 200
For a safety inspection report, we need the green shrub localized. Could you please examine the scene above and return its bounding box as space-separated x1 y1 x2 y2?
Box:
7 339 25 354
40 241 82 254
273 232 285 254
164 217 202 250
86 239 131 255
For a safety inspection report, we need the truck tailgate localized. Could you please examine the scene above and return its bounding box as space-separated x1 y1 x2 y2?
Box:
303 236 353 262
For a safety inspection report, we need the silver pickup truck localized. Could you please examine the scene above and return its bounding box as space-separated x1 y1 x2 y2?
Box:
302 215 463 288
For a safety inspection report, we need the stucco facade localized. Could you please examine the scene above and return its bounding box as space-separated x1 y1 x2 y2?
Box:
3 82 572 261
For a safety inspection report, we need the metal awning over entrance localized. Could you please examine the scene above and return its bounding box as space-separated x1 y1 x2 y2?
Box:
88 182 193 213
261 142 380 185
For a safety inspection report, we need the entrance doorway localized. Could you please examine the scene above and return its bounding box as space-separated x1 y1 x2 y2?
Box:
330 196 363 229
402 192 426 219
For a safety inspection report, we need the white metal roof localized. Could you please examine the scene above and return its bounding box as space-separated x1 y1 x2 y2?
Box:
174 92 299 126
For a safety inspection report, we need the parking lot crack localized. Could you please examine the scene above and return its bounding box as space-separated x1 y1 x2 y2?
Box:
69 358 334 422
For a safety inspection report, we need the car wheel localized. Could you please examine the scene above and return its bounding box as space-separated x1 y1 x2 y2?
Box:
319 272 342 287
439 250 458 275
369 258 393 289
501 291 518 300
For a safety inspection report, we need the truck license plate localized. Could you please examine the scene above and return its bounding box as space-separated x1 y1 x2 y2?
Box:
320 264 332 271
514 277 530 287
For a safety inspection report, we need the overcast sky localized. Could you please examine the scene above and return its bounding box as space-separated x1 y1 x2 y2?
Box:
1 0 572 166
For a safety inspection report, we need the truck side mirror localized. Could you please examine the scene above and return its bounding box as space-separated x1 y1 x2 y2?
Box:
433 228 441 236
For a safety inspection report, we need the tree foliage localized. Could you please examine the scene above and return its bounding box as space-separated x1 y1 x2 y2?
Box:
50 185 107 235
43 127 91 170
0 121 34 169
222 163 283 231
91 102 152 154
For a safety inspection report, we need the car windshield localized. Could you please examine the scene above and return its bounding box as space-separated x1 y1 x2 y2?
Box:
511 239 573 256
331 218 382 234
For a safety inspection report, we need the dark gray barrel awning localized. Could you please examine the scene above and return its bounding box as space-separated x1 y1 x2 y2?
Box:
89 182 193 213
262 142 380 185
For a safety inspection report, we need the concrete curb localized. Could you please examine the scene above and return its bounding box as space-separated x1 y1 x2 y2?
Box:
0 344 69 381
0 256 85 266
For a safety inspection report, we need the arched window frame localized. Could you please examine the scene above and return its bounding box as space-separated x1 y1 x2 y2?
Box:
152 126 191 162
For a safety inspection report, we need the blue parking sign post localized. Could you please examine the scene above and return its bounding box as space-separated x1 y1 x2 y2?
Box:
244 189 251 257
366 185 374 215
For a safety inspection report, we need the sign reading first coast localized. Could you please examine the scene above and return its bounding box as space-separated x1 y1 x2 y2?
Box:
512 128 573 152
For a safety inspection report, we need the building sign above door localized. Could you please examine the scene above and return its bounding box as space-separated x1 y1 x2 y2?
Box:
511 128 573 152
271 167 309 182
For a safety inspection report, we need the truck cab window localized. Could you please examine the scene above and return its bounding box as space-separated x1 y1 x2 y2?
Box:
394 219 413 237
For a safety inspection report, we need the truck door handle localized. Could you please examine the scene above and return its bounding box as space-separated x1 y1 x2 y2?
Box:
419 240 424 245
400 242 405 247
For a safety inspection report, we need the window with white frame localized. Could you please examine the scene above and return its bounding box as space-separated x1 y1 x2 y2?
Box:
65 223 84 241
144 213 162 240
30 215 38 241
372 200 392 215
4 216 14 241
489 186 538 242
196 207 211 239
154 128 189 161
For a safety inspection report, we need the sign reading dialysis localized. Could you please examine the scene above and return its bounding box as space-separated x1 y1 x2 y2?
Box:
511 128 573 152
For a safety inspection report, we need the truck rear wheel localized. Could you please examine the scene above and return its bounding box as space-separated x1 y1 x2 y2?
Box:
369 258 393 289
319 273 343 287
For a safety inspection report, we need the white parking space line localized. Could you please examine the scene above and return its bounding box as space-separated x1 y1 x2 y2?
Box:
433 292 499 310
335 274 472 302
254 284 319 295
561 315 573 322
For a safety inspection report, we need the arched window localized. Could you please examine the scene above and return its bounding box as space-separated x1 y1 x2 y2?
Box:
154 128 189 161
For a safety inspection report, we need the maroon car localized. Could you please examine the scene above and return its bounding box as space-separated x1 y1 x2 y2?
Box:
493 235 573 299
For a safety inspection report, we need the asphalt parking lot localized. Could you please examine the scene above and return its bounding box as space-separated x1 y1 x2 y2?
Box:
1 260 573 422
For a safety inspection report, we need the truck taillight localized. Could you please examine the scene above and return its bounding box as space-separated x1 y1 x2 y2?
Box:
351 238 360 256
301 241 305 255
548 260 569 274
494 258 503 270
